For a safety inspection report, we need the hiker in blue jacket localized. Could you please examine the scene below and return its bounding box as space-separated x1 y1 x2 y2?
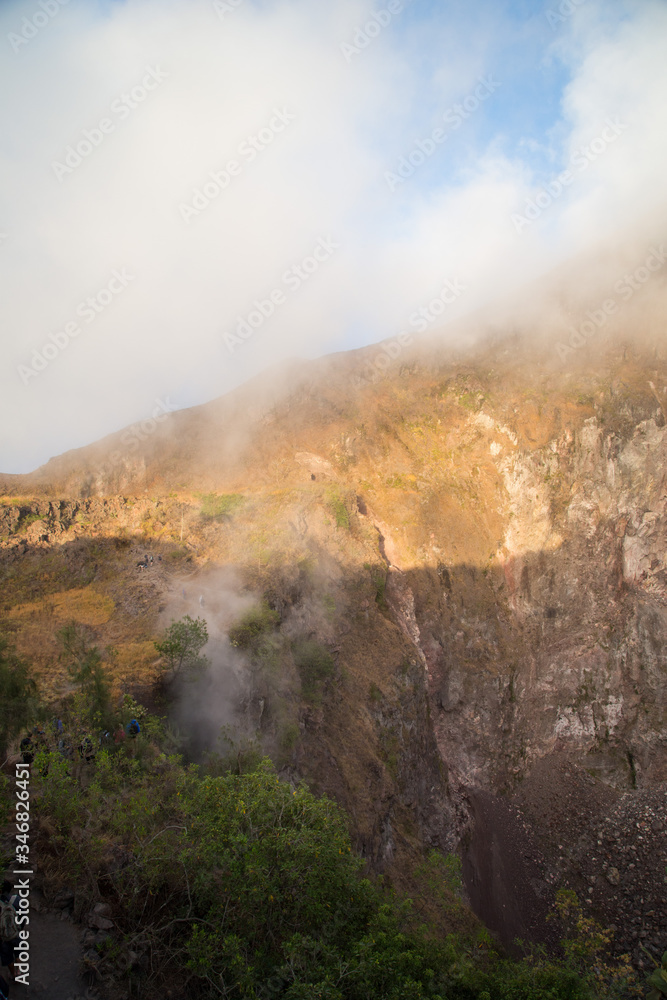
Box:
126 718 141 738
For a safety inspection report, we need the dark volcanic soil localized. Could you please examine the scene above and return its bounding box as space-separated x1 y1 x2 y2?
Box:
462 752 667 968
3 893 88 1000
462 788 560 955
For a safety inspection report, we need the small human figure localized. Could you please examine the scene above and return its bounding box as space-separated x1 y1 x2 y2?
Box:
199 595 205 608
19 734 34 765
126 719 141 739
78 736 95 763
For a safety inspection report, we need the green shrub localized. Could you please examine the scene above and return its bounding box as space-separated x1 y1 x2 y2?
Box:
369 682 382 703
646 950 667 999
293 640 335 702
458 391 484 411
0 636 39 757
279 721 300 752
322 593 336 620
325 488 351 529
199 493 244 521
551 889 637 997
57 622 112 727
228 602 280 649
166 546 189 561
374 574 387 607
17 512 44 532
415 850 464 912
385 474 407 489
206 726 263 776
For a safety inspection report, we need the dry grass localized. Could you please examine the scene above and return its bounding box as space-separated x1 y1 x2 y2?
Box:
6 587 115 698
111 640 161 693
11 586 115 625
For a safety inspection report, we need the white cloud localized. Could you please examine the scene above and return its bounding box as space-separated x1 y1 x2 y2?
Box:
1 0 666 472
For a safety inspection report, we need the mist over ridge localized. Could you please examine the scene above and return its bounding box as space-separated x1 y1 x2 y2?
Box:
2 0 667 473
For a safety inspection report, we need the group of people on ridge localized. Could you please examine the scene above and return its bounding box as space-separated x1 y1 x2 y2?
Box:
18 717 142 771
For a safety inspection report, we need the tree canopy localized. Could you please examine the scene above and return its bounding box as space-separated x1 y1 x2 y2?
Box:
154 614 209 680
0 635 38 758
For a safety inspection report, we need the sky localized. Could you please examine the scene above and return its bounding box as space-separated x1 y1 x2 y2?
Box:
1 0 666 473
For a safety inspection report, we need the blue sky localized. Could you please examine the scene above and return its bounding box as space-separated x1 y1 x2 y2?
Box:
1 0 666 472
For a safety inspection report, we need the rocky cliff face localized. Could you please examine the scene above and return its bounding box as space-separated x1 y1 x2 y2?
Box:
407 410 667 793
375 364 667 962
2 335 666 963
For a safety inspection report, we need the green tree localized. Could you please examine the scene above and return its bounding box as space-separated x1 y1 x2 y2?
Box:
154 615 209 682
182 759 377 991
0 636 38 759
57 622 112 726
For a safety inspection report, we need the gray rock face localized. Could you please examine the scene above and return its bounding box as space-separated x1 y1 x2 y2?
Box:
384 405 667 959
395 413 667 795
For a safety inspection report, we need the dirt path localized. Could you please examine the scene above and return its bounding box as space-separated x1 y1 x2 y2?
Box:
6 897 88 1000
